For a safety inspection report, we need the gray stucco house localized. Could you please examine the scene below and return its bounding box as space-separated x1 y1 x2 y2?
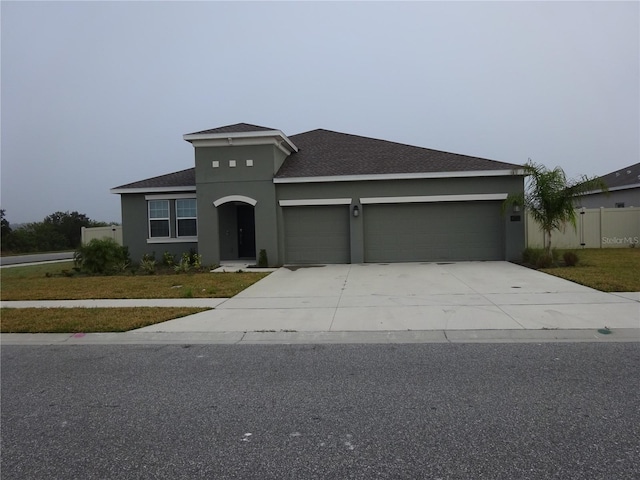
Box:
111 123 526 266
576 162 640 209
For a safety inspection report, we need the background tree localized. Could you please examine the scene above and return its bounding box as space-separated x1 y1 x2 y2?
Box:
504 160 607 254
2 222 67 253
1 209 12 241
1 210 111 253
44 211 93 248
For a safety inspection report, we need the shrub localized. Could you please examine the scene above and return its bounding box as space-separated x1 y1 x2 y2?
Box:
536 253 554 269
139 253 157 275
563 251 579 267
112 260 131 273
185 248 203 271
522 247 537 265
168 250 204 273
522 247 545 266
191 253 203 271
174 252 192 273
163 251 176 267
258 249 268 268
74 238 129 275
523 248 560 268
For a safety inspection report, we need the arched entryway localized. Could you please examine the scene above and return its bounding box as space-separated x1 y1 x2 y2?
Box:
214 196 257 261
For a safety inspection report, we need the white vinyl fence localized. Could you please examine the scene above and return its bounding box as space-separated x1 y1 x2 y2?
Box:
81 226 123 246
526 207 640 249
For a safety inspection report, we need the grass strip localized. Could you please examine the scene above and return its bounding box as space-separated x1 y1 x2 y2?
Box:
1 262 268 300
0 307 209 333
540 248 640 292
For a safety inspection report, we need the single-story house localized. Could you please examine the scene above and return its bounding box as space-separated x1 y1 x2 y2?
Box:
576 162 640 209
111 123 526 266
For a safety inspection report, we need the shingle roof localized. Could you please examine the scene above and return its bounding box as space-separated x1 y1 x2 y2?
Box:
275 129 521 178
113 168 195 190
113 127 524 192
186 123 276 136
596 162 640 189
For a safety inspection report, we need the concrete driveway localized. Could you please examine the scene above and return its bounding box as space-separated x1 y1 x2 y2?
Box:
136 262 640 333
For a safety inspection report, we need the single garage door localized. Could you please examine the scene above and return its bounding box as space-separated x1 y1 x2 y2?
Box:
284 206 350 264
364 201 504 262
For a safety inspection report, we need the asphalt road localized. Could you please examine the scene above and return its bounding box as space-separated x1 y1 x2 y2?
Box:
0 251 74 266
2 343 638 479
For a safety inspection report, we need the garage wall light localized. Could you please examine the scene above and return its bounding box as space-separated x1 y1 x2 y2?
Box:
352 205 360 217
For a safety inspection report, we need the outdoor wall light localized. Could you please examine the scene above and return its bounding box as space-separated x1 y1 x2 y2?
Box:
513 205 520 213
353 205 360 217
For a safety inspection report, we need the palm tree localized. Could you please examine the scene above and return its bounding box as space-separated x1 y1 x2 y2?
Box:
504 160 607 254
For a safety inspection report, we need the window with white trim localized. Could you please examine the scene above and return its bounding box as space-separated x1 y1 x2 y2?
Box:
176 198 197 237
149 200 170 238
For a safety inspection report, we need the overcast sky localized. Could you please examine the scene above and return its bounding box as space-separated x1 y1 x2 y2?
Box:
1 1 638 224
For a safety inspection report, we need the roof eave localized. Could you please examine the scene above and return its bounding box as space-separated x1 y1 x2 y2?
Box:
183 129 298 154
580 182 640 196
274 169 525 184
110 186 196 195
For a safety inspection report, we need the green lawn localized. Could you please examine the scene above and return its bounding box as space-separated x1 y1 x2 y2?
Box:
0 262 265 333
0 307 209 333
540 248 640 292
1 262 269 300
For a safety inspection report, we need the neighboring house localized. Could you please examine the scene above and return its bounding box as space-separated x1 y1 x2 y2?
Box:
577 162 640 209
111 123 526 266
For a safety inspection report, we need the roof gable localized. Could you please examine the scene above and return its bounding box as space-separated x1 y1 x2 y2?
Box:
183 123 298 155
276 129 521 178
186 123 276 135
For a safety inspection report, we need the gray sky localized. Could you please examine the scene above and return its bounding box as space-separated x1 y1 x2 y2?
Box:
1 1 638 224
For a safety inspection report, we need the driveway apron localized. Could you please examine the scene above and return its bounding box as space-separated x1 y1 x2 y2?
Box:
133 262 640 333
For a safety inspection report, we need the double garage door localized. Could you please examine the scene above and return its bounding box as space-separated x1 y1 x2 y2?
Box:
364 202 504 262
283 202 504 264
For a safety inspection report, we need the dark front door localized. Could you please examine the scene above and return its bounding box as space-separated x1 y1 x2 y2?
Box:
237 205 256 259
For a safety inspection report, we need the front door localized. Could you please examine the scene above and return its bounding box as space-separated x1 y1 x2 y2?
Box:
237 205 256 259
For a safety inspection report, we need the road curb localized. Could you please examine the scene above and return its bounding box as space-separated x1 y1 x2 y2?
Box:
2 328 638 345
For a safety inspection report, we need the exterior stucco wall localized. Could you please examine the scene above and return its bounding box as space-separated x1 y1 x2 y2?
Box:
194 144 287 266
120 194 145 261
577 188 639 209
120 193 198 264
276 175 524 200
